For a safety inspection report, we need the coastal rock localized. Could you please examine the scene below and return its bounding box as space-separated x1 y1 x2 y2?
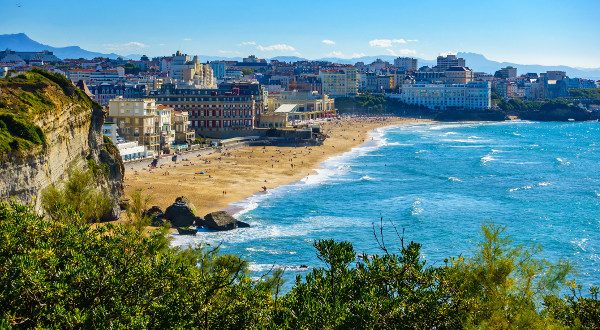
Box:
202 211 246 231
176 226 197 235
164 197 200 228
0 70 123 220
237 220 251 228
144 205 165 226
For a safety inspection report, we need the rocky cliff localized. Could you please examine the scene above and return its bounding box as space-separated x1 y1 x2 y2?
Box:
0 69 123 219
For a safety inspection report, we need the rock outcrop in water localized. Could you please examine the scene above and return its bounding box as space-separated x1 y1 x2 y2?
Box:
202 211 250 231
164 196 201 227
0 69 123 219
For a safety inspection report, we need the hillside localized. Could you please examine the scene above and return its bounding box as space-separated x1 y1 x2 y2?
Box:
0 33 120 59
0 70 123 219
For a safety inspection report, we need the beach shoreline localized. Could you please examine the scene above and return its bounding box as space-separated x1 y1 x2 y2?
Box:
123 117 430 217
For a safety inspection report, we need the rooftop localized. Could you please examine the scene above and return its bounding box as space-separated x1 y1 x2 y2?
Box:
274 104 299 113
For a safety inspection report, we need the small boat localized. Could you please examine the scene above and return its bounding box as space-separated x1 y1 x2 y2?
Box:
567 118 575 122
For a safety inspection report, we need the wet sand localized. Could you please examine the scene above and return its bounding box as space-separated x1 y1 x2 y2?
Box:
124 117 429 216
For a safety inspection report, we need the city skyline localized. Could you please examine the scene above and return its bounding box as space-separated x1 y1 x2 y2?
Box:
2 0 600 68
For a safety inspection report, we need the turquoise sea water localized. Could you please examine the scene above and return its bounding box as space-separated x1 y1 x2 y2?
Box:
173 121 600 290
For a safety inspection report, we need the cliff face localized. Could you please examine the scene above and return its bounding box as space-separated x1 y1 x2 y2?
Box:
0 70 123 219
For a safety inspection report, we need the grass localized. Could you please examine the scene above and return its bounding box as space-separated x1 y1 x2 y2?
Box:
0 69 98 157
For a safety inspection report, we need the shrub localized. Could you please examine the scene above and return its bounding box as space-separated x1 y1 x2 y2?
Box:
41 168 113 222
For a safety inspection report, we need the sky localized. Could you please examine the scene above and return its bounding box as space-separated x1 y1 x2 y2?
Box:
2 0 600 68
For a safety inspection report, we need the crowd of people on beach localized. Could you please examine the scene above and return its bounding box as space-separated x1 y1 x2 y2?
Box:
122 116 413 211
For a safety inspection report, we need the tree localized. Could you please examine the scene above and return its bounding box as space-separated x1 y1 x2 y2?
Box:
241 68 255 76
0 199 597 329
0 201 281 329
41 167 113 222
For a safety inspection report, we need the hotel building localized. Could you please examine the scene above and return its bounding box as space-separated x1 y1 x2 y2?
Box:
319 67 358 96
444 66 474 84
436 54 466 71
393 82 491 110
107 98 161 153
152 84 258 138
394 57 418 72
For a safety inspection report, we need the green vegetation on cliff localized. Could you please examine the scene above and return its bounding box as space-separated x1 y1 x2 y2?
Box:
41 167 113 223
568 88 600 103
0 69 97 156
0 199 598 329
497 98 592 121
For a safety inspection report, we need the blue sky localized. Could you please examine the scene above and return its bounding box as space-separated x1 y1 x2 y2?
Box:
2 0 600 67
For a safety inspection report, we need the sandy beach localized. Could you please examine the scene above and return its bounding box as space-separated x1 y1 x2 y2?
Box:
124 117 429 216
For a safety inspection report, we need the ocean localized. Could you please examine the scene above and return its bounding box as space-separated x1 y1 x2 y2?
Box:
173 121 600 290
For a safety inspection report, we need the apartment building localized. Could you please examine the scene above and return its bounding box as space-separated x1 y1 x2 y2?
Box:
394 82 491 110
444 66 474 84
394 57 418 72
172 110 195 144
319 67 358 96
107 98 161 153
152 84 257 138
162 51 216 88
436 54 466 71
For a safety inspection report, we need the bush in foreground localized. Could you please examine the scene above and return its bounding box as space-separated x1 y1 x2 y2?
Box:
0 201 598 329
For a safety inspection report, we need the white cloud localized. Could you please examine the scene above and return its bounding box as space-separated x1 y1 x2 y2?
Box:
321 39 336 45
256 44 296 52
386 49 417 56
239 41 256 46
218 50 241 55
439 51 457 56
326 51 366 59
103 41 149 52
369 38 417 48
183 38 192 41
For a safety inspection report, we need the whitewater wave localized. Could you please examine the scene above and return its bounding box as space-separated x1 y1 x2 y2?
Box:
448 176 462 182
509 185 533 192
556 157 571 166
481 154 496 164
171 215 370 247
384 142 414 147
442 138 485 144
248 263 310 272
245 247 297 255
360 175 374 181
223 125 401 220
571 238 589 252
411 199 424 216
481 149 501 165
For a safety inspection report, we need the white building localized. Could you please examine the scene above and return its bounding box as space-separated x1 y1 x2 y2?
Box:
319 67 358 96
156 105 175 146
163 51 216 88
392 82 491 110
102 123 150 161
394 57 418 72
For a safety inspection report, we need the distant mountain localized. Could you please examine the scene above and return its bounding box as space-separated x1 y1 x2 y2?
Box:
317 55 439 67
0 33 121 60
200 55 243 62
3 33 598 79
317 53 600 79
123 54 144 61
270 56 307 62
457 52 600 80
